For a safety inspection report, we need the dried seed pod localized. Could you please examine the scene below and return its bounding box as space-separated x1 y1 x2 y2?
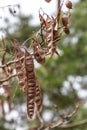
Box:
25 51 34 73
65 0 72 9
62 15 69 26
15 59 26 92
63 27 70 35
25 49 36 119
45 0 51 2
35 78 42 112
12 39 27 93
45 15 54 51
45 15 60 56
32 38 45 64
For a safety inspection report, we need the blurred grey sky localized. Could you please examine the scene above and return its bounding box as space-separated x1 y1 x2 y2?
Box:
0 0 57 25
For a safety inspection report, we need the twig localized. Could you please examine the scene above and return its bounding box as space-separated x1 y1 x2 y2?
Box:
0 74 17 84
57 0 61 25
0 56 24 68
58 119 87 129
28 102 80 130
60 102 80 120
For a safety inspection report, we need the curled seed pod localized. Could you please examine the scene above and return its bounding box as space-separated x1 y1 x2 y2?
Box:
45 15 54 51
65 0 72 9
63 27 70 35
25 49 36 119
32 38 45 64
45 15 59 56
62 15 69 26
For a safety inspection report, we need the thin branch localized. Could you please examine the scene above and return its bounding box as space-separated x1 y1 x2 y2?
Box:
58 119 87 129
29 119 87 130
0 74 17 84
57 0 61 25
28 103 81 130
0 56 24 68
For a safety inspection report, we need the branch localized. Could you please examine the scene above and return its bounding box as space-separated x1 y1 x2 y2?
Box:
58 119 87 129
28 103 81 130
0 74 17 84
29 119 87 130
0 56 24 68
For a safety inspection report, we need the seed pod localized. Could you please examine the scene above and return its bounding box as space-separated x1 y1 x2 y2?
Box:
15 59 26 93
45 0 51 2
62 15 69 26
45 15 60 56
45 15 54 52
32 39 45 64
35 78 42 112
25 49 36 119
12 39 27 93
65 0 72 9
63 27 70 35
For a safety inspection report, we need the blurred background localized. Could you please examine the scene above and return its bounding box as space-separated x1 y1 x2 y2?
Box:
0 0 87 130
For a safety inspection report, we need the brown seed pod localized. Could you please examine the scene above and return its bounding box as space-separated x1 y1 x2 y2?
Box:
35 78 42 113
12 39 26 93
63 27 70 35
62 15 69 26
45 15 54 52
32 38 45 64
65 0 72 9
45 0 51 2
25 49 36 119
15 57 26 93
45 15 60 56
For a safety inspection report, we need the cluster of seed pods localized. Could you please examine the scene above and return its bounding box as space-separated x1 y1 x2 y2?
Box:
11 39 42 119
0 0 72 120
37 0 72 56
